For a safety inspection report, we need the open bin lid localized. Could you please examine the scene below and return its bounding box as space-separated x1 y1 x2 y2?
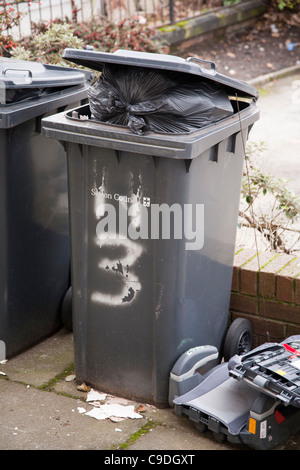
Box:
62 48 258 100
0 57 92 104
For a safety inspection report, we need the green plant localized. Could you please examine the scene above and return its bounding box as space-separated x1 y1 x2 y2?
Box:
239 141 300 253
72 18 164 53
276 0 299 10
222 0 240 6
13 16 164 65
0 0 37 55
13 22 84 65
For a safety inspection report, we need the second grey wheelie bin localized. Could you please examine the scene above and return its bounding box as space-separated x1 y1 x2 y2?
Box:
41 49 259 406
0 57 92 360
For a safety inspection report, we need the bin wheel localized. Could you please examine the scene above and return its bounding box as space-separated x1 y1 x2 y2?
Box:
223 318 253 362
61 287 73 331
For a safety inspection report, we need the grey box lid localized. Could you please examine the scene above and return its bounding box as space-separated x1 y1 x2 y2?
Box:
0 58 92 127
62 48 258 99
0 57 90 90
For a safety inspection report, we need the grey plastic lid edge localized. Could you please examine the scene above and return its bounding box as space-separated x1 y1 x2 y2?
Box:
0 58 93 88
62 48 258 99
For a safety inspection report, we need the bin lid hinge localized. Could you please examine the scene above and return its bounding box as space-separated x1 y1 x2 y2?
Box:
115 149 122 164
58 140 67 151
247 123 254 138
209 144 219 163
152 155 160 168
7 127 13 143
226 132 238 154
78 143 84 158
184 159 192 173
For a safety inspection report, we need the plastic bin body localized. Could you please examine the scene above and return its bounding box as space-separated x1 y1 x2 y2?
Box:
42 50 259 406
0 58 91 359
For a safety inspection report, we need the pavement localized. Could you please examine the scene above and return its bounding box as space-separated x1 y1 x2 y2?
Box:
1 328 300 452
1 68 300 453
249 67 300 196
236 68 300 252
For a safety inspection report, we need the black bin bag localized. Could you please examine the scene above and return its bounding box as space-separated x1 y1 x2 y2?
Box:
88 64 234 134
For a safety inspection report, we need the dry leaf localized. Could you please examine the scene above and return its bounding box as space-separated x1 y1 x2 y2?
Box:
65 374 76 382
135 405 146 413
77 382 91 392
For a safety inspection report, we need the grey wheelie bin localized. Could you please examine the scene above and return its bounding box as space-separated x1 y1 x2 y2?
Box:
0 58 92 360
41 49 259 406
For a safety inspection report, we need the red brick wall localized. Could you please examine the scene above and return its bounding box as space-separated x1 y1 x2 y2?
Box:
230 248 300 347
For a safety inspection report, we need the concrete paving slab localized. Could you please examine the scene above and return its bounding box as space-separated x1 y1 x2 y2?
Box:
1 327 300 451
1 328 74 387
0 380 144 450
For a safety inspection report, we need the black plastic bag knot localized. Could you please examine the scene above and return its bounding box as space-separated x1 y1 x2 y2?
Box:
88 64 233 135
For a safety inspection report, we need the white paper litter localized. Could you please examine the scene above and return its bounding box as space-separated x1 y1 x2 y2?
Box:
110 416 125 423
85 407 109 420
77 387 143 422
86 389 107 402
106 396 129 405
65 374 76 382
77 407 87 414
85 404 143 421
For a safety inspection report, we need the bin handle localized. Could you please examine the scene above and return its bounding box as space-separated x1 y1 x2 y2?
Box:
186 57 216 73
2 68 33 85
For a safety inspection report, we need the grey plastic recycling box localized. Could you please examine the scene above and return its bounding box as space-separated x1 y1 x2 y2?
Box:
0 58 92 359
42 49 259 406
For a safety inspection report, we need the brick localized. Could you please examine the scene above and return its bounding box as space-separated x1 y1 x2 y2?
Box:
230 254 300 345
263 252 296 271
258 271 276 298
249 316 285 342
258 253 295 299
231 248 259 291
230 312 253 326
240 251 278 295
240 269 257 295
276 257 300 303
259 299 300 325
295 274 300 305
267 328 287 343
286 324 300 337
233 248 258 266
277 256 300 277
229 313 285 345
230 292 257 315
231 266 239 292
276 276 294 303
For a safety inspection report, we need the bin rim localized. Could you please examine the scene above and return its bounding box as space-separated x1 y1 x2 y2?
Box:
62 48 258 100
41 98 260 161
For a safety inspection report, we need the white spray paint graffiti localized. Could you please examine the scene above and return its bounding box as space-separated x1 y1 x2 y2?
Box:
91 235 143 306
91 177 144 307
90 172 204 307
